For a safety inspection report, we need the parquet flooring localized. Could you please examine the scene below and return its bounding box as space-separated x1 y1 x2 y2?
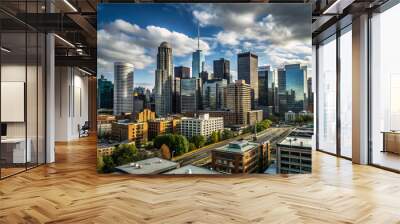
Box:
1 135 400 223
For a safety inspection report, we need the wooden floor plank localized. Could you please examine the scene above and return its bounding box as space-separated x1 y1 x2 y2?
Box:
0 136 400 223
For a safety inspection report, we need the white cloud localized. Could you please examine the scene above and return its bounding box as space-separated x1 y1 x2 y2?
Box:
98 19 212 77
216 31 239 46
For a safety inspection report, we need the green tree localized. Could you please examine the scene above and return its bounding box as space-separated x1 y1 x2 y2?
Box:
154 134 189 156
189 143 197 151
210 131 219 143
101 155 115 173
112 143 138 166
222 129 234 140
190 135 206 148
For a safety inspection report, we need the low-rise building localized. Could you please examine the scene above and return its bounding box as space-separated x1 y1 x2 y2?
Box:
247 110 263 125
180 114 224 138
165 165 220 175
115 157 179 175
211 140 268 174
276 136 312 174
111 122 148 145
136 109 156 122
148 117 181 140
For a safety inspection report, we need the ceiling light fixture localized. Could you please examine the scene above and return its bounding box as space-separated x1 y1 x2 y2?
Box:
1 47 11 53
54 34 75 48
63 0 78 12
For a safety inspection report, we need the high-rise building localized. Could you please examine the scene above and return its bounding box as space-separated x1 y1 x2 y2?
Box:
192 25 205 78
226 80 251 125
258 66 275 107
180 114 224 138
97 75 113 109
213 58 230 83
155 42 173 117
285 64 306 113
200 71 211 84
237 52 258 108
114 62 134 115
202 79 227 110
174 66 190 79
307 77 313 112
173 77 181 114
180 78 202 113
277 67 287 115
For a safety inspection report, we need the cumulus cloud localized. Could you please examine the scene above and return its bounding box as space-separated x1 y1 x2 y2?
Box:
97 19 211 77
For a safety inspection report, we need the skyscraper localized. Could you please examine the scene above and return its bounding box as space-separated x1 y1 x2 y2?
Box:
202 79 227 110
258 66 275 107
226 80 251 125
192 25 205 78
174 66 190 79
180 78 202 113
237 52 258 108
97 75 113 109
173 77 181 114
307 77 313 112
213 58 230 83
155 42 173 117
285 64 306 113
113 62 134 115
277 67 287 115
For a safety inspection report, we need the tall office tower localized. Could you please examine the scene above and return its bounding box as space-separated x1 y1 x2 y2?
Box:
285 64 306 113
213 58 231 83
237 52 258 108
180 78 202 113
114 62 134 115
97 75 113 109
258 66 275 107
155 42 173 117
200 71 211 84
192 25 205 78
277 67 287 115
307 77 314 112
226 80 251 125
202 79 227 110
174 66 190 79
173 77 181 114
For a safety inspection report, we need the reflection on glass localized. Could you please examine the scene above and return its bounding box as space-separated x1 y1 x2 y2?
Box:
317 36 337 154
340 28 352 158
371 3 400 171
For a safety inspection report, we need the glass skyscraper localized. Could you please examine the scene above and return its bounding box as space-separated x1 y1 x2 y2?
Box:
155 42 173 117
114 62 134 115
202 79 227 110
284 64 306 113
181 78 202 113
192 50 205 78
97 75 113 109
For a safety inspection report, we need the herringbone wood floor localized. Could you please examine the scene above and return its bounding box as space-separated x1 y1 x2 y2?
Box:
1 136 400 224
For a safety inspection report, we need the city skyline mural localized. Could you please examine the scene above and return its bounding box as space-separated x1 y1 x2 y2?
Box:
97 3 313 175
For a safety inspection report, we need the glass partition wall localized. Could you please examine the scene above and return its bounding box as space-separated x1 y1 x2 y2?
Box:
370 3 400 171
0 2 46 179
316 25 353 159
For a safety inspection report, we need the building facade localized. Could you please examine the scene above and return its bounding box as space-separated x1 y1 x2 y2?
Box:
180 78 202 113
211 140 268 174
202 79 227 110
155 42 173 117
114 62 134 115
276 136 312 174
136 109 156 123
173 77 181 114
111 122 148 145
174 66 190 79
192 50 205 78
180 114 224 138
226 80 251 125
97 75 113 109
213 58 230 83
148 117 180 140
238 52 258 108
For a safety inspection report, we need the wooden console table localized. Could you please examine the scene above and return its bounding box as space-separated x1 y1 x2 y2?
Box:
382 131 400 154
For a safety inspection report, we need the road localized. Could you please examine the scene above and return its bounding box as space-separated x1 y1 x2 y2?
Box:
173 127 293 167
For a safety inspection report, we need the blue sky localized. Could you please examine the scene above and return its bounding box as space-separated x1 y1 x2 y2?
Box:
97 4 311 89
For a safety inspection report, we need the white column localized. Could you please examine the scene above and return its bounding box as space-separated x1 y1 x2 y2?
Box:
46 32 55 163
352 14 369 164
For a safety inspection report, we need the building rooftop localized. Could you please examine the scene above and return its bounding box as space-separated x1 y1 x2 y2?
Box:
115 157 178 175
277 136 312 149
181 114 223 121
165 165 220 175
214 140 259 154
